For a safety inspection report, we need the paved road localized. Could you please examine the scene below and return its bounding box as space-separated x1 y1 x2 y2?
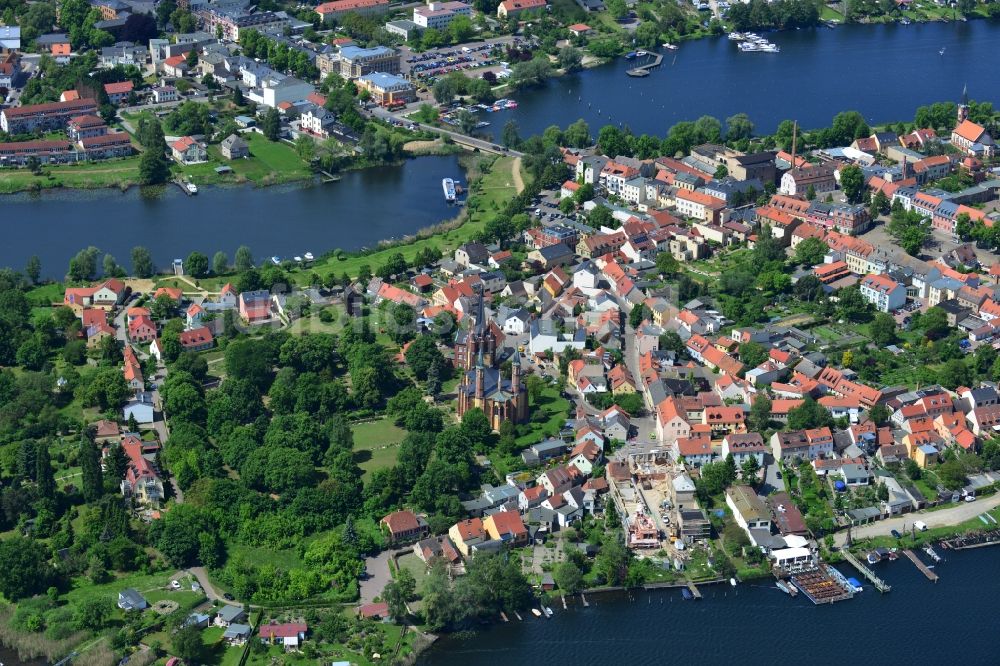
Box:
834 492 1000 546
359 549 395 605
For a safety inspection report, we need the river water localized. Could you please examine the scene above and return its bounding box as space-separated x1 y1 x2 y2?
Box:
494 19 1000 138
420 545 1000 665
0 155 465 279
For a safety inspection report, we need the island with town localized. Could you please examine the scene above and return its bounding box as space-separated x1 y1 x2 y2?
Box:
2 0 1000 664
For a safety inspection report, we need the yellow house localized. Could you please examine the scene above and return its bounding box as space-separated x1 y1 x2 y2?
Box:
447 518 485 557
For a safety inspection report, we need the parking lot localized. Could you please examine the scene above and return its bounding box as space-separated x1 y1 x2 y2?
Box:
399 36 521 83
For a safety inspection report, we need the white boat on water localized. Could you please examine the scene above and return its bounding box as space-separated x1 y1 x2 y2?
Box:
185 182 198 194
270 256 281 265
293 256 302 263
776 581 793 595
303 252 314 262
531 608 542 617
636 50 648 56
543 606 553 617
442 177 456 202
662 43 678 50
730 578 737 587
728 32 746 40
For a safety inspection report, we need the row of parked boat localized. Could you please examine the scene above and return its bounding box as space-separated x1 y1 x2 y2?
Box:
728 32 780 53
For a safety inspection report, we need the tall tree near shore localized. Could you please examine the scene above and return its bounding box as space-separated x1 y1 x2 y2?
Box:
131 246 155 278
234 245 254 272
25 255 41 285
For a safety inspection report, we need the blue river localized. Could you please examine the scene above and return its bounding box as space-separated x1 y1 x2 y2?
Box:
421 545 1000 665
495 19 1000 138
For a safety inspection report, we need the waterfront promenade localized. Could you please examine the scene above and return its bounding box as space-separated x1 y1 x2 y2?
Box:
833 493 1000 546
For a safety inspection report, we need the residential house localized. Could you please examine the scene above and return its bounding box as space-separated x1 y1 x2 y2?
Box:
220 134 249 159
483 511 528 546
171 136 207 164
258 622 307 648
239 290 271 323
117 589 147 611
860 273 907 312
380 510 429 544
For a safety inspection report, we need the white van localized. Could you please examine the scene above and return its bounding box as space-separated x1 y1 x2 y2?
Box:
914 521 928 532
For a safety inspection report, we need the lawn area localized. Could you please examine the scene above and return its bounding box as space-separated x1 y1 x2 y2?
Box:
819 5 844 20
225 543 303 571
304 154 523 284
176 133 312 187
288 305 347 336
516 386 572 445
353 417 408 480
63 571 172 606
396 552 430 585
155 275 232 293
0 156 142 193
26 282 65 305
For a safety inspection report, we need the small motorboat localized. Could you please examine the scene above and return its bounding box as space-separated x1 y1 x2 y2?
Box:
776 581 792 595
625 51 637 59
663 43 678 50
270 256 281 265
531 608 542 617
293 256 302 263
636 50 648 57
303 252 314 262
681 588 693 600
729 578 737 587
185 181 198 194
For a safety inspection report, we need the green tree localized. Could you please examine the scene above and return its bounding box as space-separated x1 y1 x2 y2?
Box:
183 251 208 278
557 46 583 72
869 312 898 346
738 341 768 368
748 393 772 433
234 245 254 272
655 252 679 277
131 246 155 278
552 560 584 593
172 625 206 663
741 456 761 483
79 437 104 502
138 147 170 185
0 537 51 600
794 237 828 266
35 441 55 499
212 251 229 275
725 112 754 141
262 107 281 141
25 256 41 285
840 164 865 204
73 597 112 631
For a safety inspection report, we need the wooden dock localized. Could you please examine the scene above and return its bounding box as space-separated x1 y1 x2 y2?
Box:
903 549 939 582
626 53 664 77
581 594 589 607
842 550 892 593
686 582 702 600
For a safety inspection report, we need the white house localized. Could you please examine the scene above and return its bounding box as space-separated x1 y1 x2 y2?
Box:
859 273 906 312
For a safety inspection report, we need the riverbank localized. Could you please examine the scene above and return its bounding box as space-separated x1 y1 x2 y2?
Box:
303 152 527 285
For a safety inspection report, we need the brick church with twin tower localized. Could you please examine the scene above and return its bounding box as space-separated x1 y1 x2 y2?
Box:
455 288 529 431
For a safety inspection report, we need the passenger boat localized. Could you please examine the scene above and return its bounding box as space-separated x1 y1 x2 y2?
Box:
442 177 456 202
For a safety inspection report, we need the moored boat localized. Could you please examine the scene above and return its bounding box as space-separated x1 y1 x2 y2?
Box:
442 177 456 202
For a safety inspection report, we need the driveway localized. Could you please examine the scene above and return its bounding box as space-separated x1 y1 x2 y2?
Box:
175 567 236 604
359 549 394 605
834 492 1000 546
